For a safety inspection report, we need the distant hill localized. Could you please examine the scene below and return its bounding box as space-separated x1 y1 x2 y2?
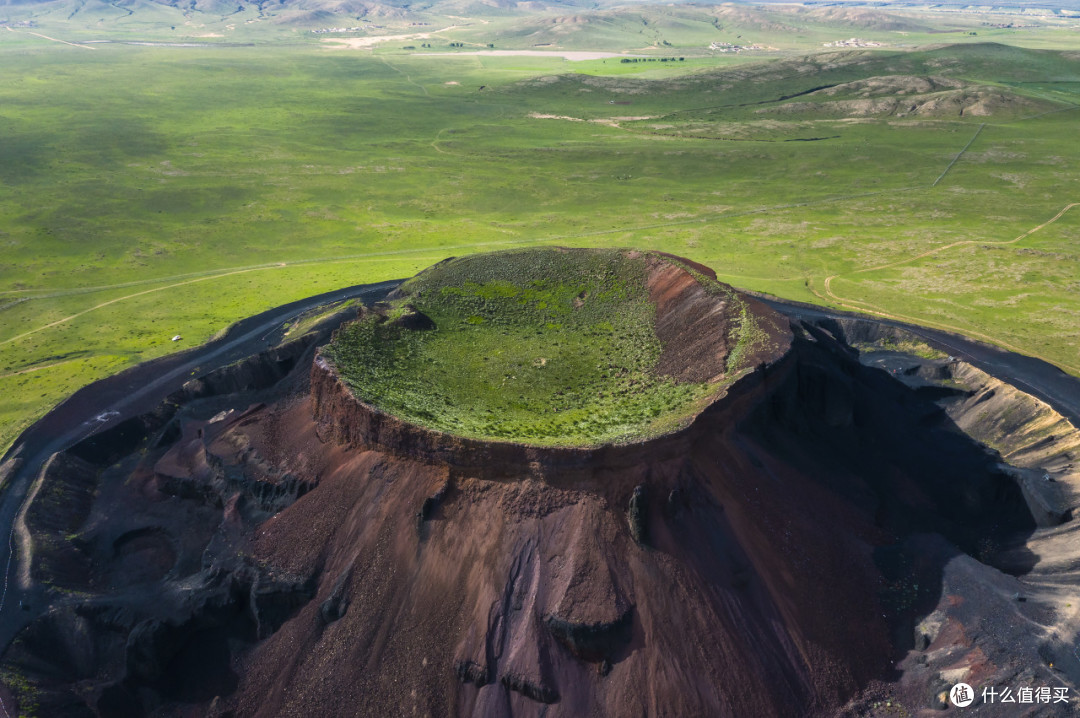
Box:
475 4 941 50
519 41 1080 90
508 42 1080 123
761 0 1080 11
3 0 1074 40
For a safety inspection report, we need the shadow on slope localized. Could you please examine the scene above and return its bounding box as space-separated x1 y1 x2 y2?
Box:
740 320 1038 670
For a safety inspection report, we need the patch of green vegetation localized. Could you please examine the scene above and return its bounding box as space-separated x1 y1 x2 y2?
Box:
724 296 770 374
283 299 357 339
852 338 948 360
323 249 719 445
0 666 40 718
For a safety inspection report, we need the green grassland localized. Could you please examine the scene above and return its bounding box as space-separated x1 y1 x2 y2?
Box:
324 248 731 445
1 32 1079 453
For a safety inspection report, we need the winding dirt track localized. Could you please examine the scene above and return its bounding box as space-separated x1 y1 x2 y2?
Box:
0 255 438 347
821 202 1080 375
8 29 96 50
0 266 290 347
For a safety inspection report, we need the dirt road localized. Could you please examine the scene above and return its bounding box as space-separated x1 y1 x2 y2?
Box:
759 294 1080 429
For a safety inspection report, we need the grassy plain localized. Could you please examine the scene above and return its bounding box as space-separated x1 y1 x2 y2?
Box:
1 31 1079 453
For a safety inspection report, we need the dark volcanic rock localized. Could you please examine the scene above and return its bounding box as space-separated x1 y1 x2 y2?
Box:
627 483 648 545
454 660 490 687
249 572 316 640
125 618 184 683
544 609 633 662
388 303 436 331
501 672 559 704
318 567 352 626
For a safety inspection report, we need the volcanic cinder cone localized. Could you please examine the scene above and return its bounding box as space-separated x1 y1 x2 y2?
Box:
6 249 1074 718
226 251 890 717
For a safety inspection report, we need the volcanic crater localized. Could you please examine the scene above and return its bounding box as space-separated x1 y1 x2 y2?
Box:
312 248 789 475
3 249 1079 718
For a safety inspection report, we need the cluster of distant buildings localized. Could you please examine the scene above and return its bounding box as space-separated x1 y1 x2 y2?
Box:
708 41 765 52
822 38 883 48
311 25 382 34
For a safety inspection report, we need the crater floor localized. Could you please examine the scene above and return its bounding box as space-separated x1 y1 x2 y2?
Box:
321 248 786 446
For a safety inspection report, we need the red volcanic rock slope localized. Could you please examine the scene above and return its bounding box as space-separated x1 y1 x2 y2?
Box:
225 383 891 717
215 274 892 718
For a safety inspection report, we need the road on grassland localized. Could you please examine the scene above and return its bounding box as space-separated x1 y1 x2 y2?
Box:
759 295 1080 430
0 279 399 655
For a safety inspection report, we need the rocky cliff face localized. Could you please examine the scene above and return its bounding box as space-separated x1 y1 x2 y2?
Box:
3 262 1078 718
307 350 779 483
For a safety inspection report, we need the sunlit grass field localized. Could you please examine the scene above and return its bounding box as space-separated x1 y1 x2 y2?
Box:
1 36 1079 453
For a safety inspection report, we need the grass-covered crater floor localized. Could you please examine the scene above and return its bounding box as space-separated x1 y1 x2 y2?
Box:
322 248 755 446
